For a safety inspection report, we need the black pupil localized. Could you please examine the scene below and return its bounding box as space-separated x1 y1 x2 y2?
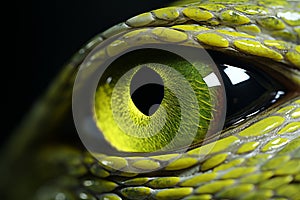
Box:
130 67 164 116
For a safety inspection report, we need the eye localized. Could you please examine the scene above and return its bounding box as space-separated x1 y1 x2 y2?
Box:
94 48 226 153
72 29 290 157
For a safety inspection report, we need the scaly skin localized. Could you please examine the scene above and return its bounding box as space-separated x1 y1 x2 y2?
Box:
1 0 300 200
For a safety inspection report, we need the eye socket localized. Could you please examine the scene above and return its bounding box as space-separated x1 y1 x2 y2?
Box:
72 30 289 158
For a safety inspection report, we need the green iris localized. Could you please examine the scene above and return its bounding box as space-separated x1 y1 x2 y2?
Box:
94 49 215 152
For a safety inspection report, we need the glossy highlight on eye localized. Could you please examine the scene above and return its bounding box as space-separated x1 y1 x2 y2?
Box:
208 50 287 126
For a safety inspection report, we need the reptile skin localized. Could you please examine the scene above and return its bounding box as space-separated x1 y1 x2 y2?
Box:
1 0 300 200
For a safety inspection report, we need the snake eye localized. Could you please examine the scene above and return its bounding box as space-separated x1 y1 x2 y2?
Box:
72 29 287 157
74 46 226 154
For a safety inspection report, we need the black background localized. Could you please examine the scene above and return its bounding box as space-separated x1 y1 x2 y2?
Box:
6 0 174 143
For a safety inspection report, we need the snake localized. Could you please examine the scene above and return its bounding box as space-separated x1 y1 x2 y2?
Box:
1 0 300 199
